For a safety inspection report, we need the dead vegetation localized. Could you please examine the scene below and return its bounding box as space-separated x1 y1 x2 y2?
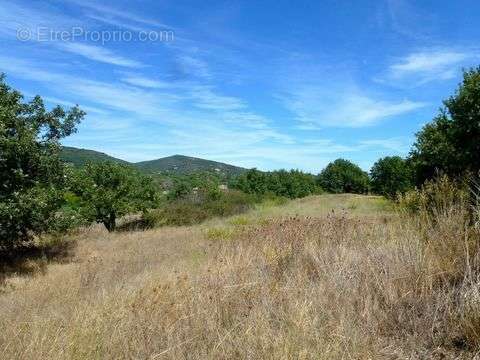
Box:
1 193 479 359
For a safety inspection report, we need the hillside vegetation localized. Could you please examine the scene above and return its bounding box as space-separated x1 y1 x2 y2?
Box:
60 146 128 167
135 154 246 176
60 147 246 176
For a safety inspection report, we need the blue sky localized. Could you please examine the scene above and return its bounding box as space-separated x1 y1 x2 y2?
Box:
1 0 479 172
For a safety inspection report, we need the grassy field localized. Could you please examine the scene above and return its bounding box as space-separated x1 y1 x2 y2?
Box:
0 194 478 359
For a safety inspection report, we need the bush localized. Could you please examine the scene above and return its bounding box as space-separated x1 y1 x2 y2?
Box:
318 159 370 194
398 176 480 295
143 190 255 227
397 175 468 218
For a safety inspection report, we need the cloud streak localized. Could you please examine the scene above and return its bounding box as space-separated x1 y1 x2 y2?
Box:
60 43 143 67
380 48 479 86
283 86 425 128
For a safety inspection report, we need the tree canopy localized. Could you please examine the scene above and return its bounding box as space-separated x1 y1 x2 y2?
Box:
70 162 158 232
233 168 318 198
318 159 370 194
409 67 480 184
0 74 85 250
370 156 413 198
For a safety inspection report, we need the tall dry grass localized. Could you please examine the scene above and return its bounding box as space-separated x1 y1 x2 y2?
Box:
0 193 479 359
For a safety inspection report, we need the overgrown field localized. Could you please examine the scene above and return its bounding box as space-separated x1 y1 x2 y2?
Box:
1 194 479 359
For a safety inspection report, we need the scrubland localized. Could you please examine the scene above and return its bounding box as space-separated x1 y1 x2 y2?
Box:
1 193 479 359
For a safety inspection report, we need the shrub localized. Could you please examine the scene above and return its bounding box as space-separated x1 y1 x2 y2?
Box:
143 190 255 227
397 175 468 218
318 158 370 194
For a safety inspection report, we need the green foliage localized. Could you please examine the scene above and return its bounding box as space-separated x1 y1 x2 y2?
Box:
409 67 480 184
233 169 269 195
60 146 127 167
318 159 370 194
233 168 319 199
135 154 246 177
370 156 413 198
70 162 158 232
166 171 222 201
397 175 468 220
0 74 85 250
143 190 255 227
267 170 318 198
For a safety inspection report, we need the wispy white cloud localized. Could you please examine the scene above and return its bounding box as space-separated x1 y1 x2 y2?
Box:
385 0 435 40
68 0 172 30
359 137 412 153
282 86 425 128
0 1 71 38
390 51 468 74
189 85 245 111
379 48 478 86
176 55 211 79
40 95 108 115
120 75 171 89
0 57 174 116
60 43 143 67
85 13 148 32
0 1 146 69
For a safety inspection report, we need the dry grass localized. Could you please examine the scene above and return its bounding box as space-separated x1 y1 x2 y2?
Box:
1 194 480 359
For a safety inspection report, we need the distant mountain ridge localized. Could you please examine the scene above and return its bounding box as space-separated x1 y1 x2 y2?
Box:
60 146 246 176
60 146 129 167
135 154 246 175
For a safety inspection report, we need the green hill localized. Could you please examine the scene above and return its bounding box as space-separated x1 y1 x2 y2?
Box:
60 147 246 176
135 155 246 176
60 146 128 167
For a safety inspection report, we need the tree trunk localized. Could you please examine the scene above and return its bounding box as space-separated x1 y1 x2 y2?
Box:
103 212 116 232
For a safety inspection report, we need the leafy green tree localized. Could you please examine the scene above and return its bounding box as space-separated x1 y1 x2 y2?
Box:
370 156 413 198
234 169 269 195
71 162 157 232
233 168 318 199
410 67 480 184
318 159 370 194
267 169 318 198
0 74 85 250
167 179 193 200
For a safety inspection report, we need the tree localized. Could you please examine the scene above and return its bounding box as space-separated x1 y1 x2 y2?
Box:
409 67 480 184
232 168 319 199
318 159 370 194
71 162 157 232
267 169 318 198
233 169 269 195
370 156 413 198
0 74 85 250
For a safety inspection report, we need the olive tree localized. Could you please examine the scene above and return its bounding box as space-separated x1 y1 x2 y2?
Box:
71 162 157 231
